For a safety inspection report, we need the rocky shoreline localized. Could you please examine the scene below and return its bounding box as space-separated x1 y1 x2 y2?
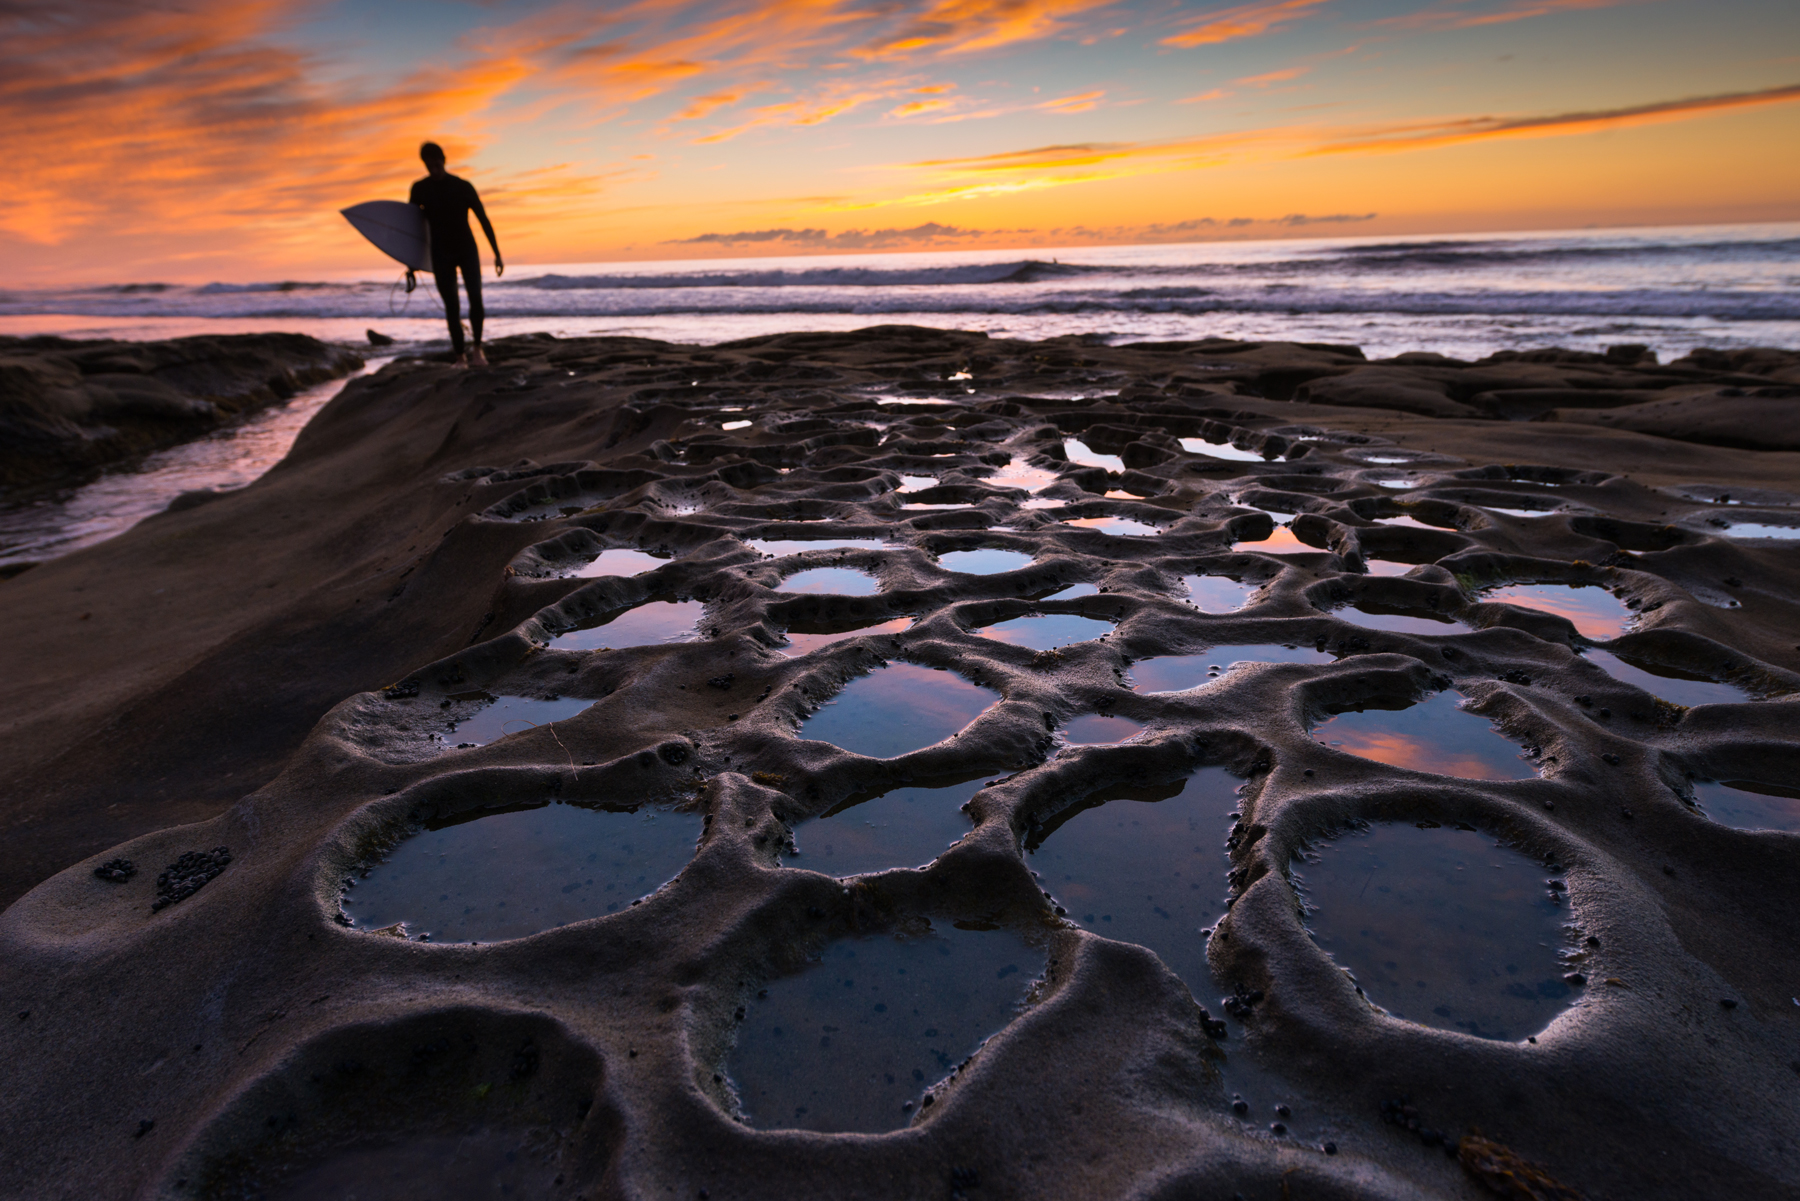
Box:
0 327 1796 1200
0 332 364 493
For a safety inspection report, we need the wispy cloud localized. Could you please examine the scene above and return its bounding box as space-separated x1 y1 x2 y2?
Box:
1162 0 1331 48
1369 0 1632 32
1235 65 1309 85
893 82 1800 201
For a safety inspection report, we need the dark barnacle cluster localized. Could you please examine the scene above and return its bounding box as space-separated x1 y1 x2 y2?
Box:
92 857 136 883
1221 985 1264 1020
152 847 233 912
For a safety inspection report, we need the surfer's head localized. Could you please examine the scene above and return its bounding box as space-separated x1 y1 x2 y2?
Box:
420 142 447 171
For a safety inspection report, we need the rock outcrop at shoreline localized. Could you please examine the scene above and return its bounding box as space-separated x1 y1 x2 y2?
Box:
0 332 363 492
0 327 1796 1200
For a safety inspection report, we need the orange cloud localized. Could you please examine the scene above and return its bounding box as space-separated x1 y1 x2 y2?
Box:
1176 88 1230 103
1236 65 1309 85
1039 89 1106 112
857 0 1127 59
1162 0 1331 48
1309 81 1800 154
902 81 1800 196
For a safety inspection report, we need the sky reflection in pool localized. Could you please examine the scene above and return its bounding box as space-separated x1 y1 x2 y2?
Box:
780 567 881 596
1130 645 1332 692
572 548 670 578
1029 769 1241 995
729 923 1044 1133
554 599 704 650
1063 515 1160 537
939 548 1034 574
346 803 701 942
1343 603 1462 635
803 663 998 758
1294 823 1573 1040
782 617 913 656
1584 649 1749 707
1312 692 1534 779
798 776 984 876
1183 573 1256 611
453 696 591 745
749 538 887 556
1484 584 1632 639
1063 439 1123 471
1179 437 1266 462
977 612 1113 651
1693 779 1800 832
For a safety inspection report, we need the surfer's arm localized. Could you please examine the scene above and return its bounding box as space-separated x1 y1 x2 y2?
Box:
470 188 502 275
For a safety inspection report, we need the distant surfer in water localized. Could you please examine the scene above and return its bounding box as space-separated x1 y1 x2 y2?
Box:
409 141 502 367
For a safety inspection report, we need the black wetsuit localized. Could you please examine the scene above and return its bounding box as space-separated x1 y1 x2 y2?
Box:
409 172 497 354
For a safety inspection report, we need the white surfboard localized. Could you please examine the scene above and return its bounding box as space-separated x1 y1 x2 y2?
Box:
341 200 432 271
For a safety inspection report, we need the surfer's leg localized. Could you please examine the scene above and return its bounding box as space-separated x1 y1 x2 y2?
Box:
463 253 485 346
433 262 465 356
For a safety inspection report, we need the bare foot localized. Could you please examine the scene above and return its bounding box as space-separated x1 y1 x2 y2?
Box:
451 352 469 368
469 345 489 368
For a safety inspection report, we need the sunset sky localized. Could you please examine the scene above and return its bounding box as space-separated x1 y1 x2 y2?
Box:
4 0 1797 282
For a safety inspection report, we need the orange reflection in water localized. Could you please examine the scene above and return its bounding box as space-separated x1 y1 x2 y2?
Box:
1313 692 1533 780
1484 584 1631 639
1234 525 1306 552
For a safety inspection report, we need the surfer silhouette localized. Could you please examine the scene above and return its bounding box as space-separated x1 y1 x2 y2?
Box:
409 142 503 367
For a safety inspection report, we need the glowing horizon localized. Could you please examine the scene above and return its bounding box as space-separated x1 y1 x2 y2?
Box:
3 0 1796 285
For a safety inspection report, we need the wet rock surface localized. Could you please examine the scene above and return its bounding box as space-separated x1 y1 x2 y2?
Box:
0 332 364 491
1 327 1798 1199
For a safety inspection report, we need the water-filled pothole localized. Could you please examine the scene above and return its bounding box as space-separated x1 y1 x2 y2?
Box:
1484 584 1632 639
1028 769 1240 993
345 802 702 942
1293 823 1575 1040
571 548 670 578
780 567 881 596
451 695 591 746
1064 439 1123 471
782 617 912 656
1717 522 1800 540
1311 692 1535 780
802 663 998 758
939 548 1034 574
749 538 887 556
1183 574 1257 611
1061 714 1145 745
1693 780 1800 832
727 922 1045 1133
1233 525 1306 553
1341 604 1461 635
1585 649 1749 707
976 613 1113 651
983 461 1059 491
554 599 704 650
1130 646 1333 692
796 776 984 875
1179 438 1266 462
1039 582 1098 600
895 475 937 492
1062 516 1160 537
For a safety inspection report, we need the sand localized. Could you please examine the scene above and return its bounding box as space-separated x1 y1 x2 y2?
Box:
0 327 1797 1199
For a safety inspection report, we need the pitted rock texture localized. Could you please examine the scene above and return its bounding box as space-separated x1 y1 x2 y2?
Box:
1 328 1797 1200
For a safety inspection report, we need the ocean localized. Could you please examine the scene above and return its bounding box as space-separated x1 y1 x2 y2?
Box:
3 222 1795 570
3 223 1796 362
